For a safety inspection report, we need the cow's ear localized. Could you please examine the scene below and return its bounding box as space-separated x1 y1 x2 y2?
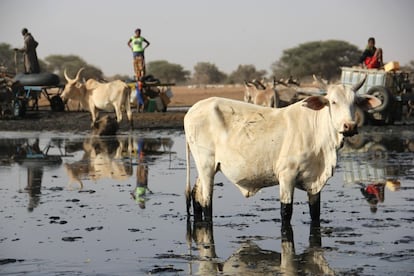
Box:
356 95 382 111
302 96 329 110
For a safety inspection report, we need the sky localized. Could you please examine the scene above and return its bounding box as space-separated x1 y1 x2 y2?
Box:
1 0 413 77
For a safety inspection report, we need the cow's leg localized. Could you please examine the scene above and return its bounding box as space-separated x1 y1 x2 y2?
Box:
279 173 296 226
90 107 98 127
192 178 203 221
114 105 123 123
280 224 297 274
192 172 214 221
125 100 133 129
308 192 321 223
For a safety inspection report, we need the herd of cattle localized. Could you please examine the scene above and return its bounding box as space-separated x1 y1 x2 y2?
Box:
59 68 385 225
59 68 322 130
58 68 384 224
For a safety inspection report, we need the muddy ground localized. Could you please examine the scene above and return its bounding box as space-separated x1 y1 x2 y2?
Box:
1 85 413 132
0 86 244 132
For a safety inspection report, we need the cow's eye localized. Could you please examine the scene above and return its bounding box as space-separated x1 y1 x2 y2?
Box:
331 101 336 105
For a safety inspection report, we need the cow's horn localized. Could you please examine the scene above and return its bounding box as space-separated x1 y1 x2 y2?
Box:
253 79 266 90
351 75 367 92
74 68 85 82
63 68 71 82
312 74 327 90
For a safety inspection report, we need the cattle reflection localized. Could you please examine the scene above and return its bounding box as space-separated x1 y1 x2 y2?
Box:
341 131 414 212
64 135 174 203
64 136 133 188
186 221 335 275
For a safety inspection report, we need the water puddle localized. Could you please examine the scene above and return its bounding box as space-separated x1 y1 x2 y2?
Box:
0 127 413 275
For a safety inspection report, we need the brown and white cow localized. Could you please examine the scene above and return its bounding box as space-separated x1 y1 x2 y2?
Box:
184 76 381 224
61 68 133 128
244 79 279 108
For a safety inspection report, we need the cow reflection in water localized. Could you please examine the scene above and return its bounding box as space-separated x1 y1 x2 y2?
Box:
187 221 335 275
64 136 133 188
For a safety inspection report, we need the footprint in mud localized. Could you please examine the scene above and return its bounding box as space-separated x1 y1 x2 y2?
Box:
49 216 68 224
61 236 83 242
85 226 104 231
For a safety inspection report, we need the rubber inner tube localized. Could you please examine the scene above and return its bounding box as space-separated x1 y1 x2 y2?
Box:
13 73 60 86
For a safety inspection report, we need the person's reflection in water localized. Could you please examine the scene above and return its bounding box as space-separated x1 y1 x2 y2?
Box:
359 179 400 213
359 182 385 213
26 167 43 211
131 138 152 209
16 139 44 212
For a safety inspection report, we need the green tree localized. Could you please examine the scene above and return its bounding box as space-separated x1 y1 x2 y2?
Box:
227 64 267 84
0 43 20 73
0 42 47 74
146 60 190 84
271 40 361 81
108 74 133 82
401 60 414 72
44 54 104 82
192 62 227 84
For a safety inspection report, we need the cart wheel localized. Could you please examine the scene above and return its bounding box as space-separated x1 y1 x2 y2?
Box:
50 95 65 112
367 86 390 112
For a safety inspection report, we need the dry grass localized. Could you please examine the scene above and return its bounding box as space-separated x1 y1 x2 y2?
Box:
37 85 245 108
169 85 245 106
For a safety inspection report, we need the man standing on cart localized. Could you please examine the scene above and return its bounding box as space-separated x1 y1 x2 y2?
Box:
15 28 40 74
127 28 150 112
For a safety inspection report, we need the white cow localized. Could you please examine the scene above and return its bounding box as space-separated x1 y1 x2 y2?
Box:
184 77 381 224
61 68 133 128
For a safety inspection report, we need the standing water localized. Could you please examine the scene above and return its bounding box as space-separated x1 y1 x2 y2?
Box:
0 127 413 275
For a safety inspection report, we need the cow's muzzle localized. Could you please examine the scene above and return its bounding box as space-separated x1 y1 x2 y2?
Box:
341 122 358 137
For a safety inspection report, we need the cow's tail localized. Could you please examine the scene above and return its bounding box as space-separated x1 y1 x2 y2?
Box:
124 85 133 129
185 140 192 217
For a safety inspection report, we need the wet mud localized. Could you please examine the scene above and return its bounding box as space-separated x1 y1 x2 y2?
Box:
0 126 413 275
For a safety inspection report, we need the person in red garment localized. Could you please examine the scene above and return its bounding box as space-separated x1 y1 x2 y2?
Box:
359 37 383 69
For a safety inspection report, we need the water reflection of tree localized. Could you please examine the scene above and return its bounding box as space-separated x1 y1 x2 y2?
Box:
185 221 335 275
